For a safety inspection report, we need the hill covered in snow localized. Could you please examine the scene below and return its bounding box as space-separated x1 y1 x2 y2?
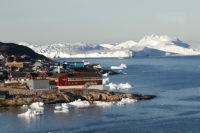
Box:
19 35 200 58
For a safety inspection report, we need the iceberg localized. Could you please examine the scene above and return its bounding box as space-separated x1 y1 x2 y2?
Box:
110 64 127 70
93 101 113 107
103 77 110 84
102 73 108 77
61 103 76 109
18 35 200 58
30 102 45 110
116 98 137 106
69 99 90 108
18 102 45 118
93 98 137 107
106 82 132 90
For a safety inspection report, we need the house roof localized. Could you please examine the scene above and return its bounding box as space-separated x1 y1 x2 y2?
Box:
34 62 42 67
68 72 101 78
50 73 67 78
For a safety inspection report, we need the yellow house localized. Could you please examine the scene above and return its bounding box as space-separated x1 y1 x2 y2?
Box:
6 62 24 68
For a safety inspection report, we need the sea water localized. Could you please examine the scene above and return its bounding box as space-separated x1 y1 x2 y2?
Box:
1 56 200 133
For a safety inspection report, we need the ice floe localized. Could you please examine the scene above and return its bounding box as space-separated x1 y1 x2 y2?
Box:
53 99 90 113
110 64 127 70
106 82 132 90
69 99 90 108
103 77 110 84
116 98 137 106
30 102 45 110
93 101 113 107
94 98 137 107
102 73 108 77
18 102 45 118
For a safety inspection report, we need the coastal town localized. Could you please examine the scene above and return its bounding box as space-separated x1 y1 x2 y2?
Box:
0 54 104 90
0 42 155 106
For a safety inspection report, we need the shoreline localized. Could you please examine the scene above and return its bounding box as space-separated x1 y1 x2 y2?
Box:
0 87 156 107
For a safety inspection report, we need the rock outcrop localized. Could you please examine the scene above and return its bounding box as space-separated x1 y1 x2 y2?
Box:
0 88 155 107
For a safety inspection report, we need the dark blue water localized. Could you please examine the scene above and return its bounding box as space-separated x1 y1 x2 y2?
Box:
1 56 200 133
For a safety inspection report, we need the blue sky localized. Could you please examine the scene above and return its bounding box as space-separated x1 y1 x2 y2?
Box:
0 0 200 44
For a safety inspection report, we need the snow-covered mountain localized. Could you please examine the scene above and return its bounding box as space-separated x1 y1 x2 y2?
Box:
18 35 200 58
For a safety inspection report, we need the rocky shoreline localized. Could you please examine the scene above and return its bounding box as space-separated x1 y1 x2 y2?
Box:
0 88 156 107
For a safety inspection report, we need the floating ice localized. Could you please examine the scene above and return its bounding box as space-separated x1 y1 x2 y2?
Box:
106 82 132 90
93 101 113 107
30 102 45 110
54 103 76 113
103 77 110 84
116 98 137 106
18 108 44 118
117 83 132 89
102 73 108 77
54 105 62 110
18 102 45 118
110 64 127 70
69 99 90 108
61 103 76 109
94 98 137 107
53 100 90 113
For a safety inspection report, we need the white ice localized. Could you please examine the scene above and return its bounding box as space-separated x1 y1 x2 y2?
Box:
102 73 108 77
110 64 127 70
18 102 45 118
94 98 137 107
116 98 137 106
106 82 132 90
93 101 113 107
103 77 110 84
30 102 45 110
69 99 90 108
19 35 200 58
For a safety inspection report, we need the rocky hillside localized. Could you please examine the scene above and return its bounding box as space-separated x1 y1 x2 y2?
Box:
0 42 50 60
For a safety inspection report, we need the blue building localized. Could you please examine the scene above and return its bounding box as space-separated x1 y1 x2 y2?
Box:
67 62 84 68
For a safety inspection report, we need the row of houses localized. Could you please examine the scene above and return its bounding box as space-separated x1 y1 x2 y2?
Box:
7 71 103 90
0 54 104 90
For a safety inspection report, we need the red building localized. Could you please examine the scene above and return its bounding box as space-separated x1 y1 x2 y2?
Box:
48 72 103 89
9 72 49 81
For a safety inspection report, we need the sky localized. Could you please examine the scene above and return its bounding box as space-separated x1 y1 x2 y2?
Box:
0 0 200 45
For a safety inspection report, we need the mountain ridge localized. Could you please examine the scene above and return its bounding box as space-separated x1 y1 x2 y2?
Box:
0 42 50 60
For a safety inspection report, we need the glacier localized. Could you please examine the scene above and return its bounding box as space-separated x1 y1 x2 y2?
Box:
18 35 200 58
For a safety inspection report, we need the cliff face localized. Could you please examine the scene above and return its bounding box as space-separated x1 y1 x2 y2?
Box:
0 42 49 60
